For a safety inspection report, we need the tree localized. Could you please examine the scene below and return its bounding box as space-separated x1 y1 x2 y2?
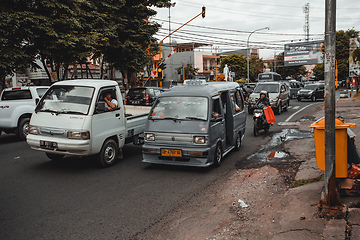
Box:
312 29 359 80
312 63 324 80
219 53 264 81
335 29 358 80
175 63 198 81
0 0 171 88
273 52 307 80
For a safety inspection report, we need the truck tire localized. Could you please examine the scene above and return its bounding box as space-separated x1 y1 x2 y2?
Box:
212 143 223 167
98 139 118 168
17 117 30 141
46 152 65 161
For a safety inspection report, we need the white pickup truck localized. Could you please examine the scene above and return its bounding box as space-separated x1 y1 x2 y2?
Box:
0 86 48 140
26 80 151 167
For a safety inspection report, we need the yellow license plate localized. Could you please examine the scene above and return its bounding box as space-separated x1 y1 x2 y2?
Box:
161 149 182 157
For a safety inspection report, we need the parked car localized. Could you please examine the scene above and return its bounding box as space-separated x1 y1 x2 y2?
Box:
142 81 247 167
297 83 324 102
289 80 304 99
247 82 290 115
125 87 163 106
0 86 48 140
339 91 351 98
26 80 151 167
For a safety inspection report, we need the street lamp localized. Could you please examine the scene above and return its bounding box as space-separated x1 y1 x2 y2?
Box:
247 27 269 83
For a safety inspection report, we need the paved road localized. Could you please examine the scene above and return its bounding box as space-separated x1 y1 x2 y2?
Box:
0 99 322 239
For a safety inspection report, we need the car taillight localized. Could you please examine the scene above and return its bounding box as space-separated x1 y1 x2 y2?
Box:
125 96 128 104
146 94 149 103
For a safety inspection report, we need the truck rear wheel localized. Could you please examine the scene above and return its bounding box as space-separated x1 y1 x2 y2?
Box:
98 139 118 168
17 117 30 141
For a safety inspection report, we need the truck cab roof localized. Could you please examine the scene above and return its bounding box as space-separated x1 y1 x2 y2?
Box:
52 79 118 88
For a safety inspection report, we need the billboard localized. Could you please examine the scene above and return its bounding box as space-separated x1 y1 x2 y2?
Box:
349 38 360 77
284 40 324 66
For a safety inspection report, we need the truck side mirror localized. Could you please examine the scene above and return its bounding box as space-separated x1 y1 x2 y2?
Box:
96 102 106 113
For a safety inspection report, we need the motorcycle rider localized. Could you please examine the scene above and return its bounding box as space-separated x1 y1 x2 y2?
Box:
255 90 270 108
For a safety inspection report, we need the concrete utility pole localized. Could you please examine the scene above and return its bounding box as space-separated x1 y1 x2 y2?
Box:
323 0 340 207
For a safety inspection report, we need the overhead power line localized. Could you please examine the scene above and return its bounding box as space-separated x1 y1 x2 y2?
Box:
152 17 325 37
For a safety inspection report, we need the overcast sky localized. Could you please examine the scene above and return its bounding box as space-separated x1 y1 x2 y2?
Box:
151 0 360 59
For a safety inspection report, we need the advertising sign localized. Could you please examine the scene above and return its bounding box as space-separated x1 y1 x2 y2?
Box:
284 40 324 66
349 38 360 77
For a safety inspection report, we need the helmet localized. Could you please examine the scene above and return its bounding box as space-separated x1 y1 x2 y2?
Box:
260 90 267 97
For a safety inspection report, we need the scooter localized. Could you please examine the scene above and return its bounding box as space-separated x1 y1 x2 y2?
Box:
253 104 271 136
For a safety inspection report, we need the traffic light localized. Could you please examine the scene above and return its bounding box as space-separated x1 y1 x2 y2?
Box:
202 6 205 18
159 62 166 70
157 68 163 78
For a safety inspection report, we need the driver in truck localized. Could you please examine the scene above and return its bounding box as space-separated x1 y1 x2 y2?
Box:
104 91 118 111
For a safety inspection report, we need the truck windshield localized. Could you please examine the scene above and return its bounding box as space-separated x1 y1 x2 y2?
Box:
35 86 94 115
149 96 208 121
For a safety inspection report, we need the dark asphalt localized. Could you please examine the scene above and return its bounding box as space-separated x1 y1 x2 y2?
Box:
0 99 321 239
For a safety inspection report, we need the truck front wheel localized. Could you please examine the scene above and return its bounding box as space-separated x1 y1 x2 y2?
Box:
17 117 30 141
98 139 118 168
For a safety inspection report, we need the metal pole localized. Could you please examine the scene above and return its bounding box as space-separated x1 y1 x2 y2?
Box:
168 2 176 84
247 27 269 83
324 0 339 206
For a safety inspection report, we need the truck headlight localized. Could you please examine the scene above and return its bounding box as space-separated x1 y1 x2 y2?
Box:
67 131 90 140
145 133 155 141
193 136 208 144
28 125 38 135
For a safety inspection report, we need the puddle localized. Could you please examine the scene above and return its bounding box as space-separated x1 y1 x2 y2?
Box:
245 129 313 164
267 151 288 159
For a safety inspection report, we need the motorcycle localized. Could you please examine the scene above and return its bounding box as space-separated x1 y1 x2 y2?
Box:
253 103 271 136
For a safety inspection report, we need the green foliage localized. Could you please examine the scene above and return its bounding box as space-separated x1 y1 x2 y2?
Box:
291 175 324 188
312 29 359 80
219 53 264 81
274 52 307 80
175 63 199 80
312 63 324 80
0 0 170 87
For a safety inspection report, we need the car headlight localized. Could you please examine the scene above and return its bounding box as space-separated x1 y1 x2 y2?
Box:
193 136 208 144
28 125 38 135
145 133 155 141
271 97 278 102
67 130 90 140
308 91 314 94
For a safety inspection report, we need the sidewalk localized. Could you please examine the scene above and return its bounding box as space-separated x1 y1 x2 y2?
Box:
266 96 360 239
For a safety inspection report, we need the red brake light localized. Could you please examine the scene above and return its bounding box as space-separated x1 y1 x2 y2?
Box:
12 88 21 90
146 94 149 103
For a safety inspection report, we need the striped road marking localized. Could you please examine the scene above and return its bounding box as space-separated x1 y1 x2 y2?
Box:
285 103 319 122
